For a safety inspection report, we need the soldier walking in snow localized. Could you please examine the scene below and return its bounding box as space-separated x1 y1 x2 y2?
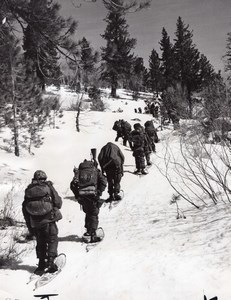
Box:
98 142 124 202
129 123 148 175
112 120 123 142
120 119 132 148
22 170 62 275
70 151 107 243
144 120 159 153
143 127 153 166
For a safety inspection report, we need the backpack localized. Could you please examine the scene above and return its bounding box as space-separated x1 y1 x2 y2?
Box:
71 160 98 197
112 121 121 131
24 183 53 216
132 132 144 147
122 121 131 132
98 142 123 171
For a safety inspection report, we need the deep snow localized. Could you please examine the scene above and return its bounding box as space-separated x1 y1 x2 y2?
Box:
0 88 231 300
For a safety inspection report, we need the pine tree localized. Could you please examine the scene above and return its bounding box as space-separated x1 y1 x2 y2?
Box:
0 27 57 156
129 57 146 99
159 27 176 90
173 17 201 117
0 30 43 156
20 0 77 89
101 0 136 97
173 17 216 117
79 37 99 90
224 31 231 77
202 73 228 122
148 49 162 95
198 54 215 89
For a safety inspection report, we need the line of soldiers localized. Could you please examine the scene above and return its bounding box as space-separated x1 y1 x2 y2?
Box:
22 119 159 276
113 119 159 174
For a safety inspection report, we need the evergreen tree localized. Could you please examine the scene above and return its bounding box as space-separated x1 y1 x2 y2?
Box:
173 17 201 116
79 37 99 90
224 31 231 77
148 49 162 95
198 54 216 89
159 27 176 90
20 0 77 89
174 17 216 117
202 73 229 122
101 0 136 97
0 27 57 156
0 31 43 156
129 57 146 99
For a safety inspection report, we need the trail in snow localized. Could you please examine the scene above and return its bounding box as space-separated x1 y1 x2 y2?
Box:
1 89 231 300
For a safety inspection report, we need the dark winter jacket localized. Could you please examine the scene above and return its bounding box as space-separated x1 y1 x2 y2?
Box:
22 180 62 229
130 129 145 154
112 121 123 136
130 126 151 155
98 142 125 173
144 121 159 143
96 170 107 195
120 120 132 135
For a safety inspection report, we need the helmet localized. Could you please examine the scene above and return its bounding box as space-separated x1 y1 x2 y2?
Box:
144 120 152 127
133 123 142 130
33 170 47 180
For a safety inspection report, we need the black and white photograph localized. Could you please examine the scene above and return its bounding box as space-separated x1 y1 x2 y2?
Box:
0 0 231 299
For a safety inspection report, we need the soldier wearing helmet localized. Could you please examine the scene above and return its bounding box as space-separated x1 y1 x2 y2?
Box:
22 170 62 275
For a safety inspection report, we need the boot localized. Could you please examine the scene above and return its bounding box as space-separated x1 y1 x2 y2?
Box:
34 258 46 276
147 161 152 166
25 232 35 241
105 194 114 203
82 231 91 243
46 257 58 273
133 169 141 175
141 169 148 175
114 193 122 201
90 230 101 243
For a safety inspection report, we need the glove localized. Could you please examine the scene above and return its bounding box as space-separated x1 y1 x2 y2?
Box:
97 190 102 197
97 198 104 208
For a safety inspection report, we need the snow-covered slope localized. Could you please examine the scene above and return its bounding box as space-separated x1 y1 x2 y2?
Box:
0 88 230 300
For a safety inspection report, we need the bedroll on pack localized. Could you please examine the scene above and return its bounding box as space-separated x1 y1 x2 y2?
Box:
76 160 98 196
25 184 53 216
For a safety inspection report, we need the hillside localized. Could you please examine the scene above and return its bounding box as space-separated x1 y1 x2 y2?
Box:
0 88 231 300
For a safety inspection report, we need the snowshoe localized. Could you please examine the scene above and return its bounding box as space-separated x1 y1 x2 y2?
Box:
114 193 122 201
133 169 141 175
82 232 91 243
141 169 148 175
85 228 105 252
33 254 66 290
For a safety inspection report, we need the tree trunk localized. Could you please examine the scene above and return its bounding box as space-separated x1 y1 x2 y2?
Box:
10 59 20 156
13 105 19 157
111 75 117 98
76 101 81 132
187 89 192 119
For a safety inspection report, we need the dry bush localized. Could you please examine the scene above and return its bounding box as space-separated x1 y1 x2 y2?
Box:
0 183 30 267
0 228 28 267
157 123 231 211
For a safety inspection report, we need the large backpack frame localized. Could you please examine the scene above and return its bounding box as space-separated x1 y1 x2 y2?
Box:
25 183 53 216
71 160 98 197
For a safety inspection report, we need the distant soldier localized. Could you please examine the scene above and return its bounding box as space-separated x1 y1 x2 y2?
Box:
120 119 132 148
129 123 148 175
144 120 159 153
98 142 124 201
112 120 123 142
